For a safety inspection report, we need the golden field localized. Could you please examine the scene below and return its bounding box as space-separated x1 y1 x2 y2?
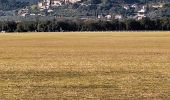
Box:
0 32 170 99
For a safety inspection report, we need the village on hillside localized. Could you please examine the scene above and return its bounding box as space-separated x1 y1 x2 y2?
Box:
0 0 168 21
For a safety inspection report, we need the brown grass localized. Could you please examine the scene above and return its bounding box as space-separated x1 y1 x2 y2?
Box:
0 32 170 99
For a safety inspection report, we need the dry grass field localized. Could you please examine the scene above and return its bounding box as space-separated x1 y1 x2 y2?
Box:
0 32 170 99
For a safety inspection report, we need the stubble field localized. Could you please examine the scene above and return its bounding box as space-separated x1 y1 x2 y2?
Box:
0 32 170 99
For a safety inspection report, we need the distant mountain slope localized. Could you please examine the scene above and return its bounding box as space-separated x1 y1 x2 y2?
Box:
83 0 167 4
16 0 39 4
0 0 168 11
0 0 38 11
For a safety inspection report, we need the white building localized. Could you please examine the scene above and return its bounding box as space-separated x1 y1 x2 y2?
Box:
123 5 129 10
51 1 62 6
105 15 112 19
152 4 163 8
38 0 50 9
97 15 103 19
69 0 81 3
115 15 122 20
37 0 82 13
136 6 146 20
38 0 81 9
131 4 137 8
18 8 29 17
48 9 53 13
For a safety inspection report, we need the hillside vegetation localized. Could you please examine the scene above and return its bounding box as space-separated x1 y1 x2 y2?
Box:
0 0 169 10
0 0 38 11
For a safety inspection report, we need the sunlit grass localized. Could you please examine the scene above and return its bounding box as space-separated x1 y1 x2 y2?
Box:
0 32 170 99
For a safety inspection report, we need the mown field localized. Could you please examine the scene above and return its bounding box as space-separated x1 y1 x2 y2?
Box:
0 32 170 99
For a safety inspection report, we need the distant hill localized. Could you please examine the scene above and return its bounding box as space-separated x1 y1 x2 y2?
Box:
16 0 39 4
82 0 168 4
0 0 38 11
0 0 168 11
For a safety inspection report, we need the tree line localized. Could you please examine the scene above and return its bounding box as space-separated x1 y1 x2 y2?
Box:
1 18 170 32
